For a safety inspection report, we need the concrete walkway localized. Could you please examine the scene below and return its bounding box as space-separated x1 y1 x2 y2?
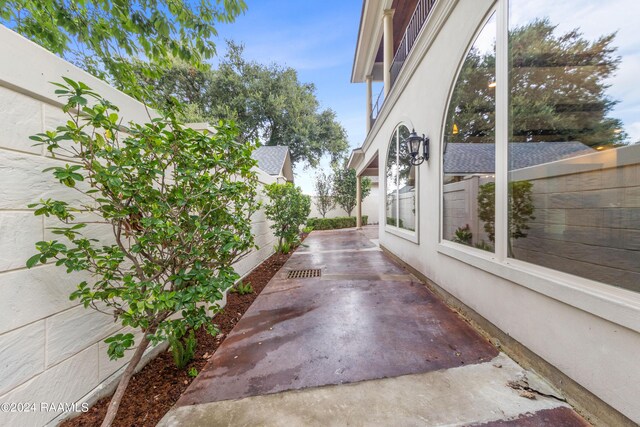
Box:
159 228 589 427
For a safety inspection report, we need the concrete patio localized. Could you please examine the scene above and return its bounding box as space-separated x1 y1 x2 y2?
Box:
159 227 590 426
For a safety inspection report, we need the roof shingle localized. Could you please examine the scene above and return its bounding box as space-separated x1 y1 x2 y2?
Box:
443 141 594 174
251 146 290 176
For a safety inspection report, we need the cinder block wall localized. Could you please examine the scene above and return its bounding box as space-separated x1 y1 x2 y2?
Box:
0 25 277 426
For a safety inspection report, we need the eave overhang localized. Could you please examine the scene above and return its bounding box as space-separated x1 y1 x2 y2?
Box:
351 0 393 83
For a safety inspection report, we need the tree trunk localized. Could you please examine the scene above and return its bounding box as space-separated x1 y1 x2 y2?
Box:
100 333 151 427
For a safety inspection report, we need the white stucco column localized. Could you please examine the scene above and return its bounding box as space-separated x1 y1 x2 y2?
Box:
383 9 395 96
356 175 362 228
366 74 373 132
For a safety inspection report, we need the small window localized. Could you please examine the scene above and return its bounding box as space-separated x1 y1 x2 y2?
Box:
386 124 417 232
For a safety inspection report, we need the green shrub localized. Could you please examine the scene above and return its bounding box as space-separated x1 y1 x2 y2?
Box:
169 330 197 369
453 224 473 245
306 216 368 230
230 281 254 295
302 225 314 234
26 79 260 421
478 180 535 257
264 182 311 253
386 216 404 228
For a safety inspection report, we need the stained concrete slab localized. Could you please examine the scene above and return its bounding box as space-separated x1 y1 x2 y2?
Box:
159 354 570 427
176 231 497 406
469 406 591 426
162 229 589 426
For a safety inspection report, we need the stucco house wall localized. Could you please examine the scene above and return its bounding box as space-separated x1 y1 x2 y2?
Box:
0 25 278 426
354 0 640 423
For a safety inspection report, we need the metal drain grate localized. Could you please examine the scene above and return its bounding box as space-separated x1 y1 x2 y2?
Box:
287 268 321 279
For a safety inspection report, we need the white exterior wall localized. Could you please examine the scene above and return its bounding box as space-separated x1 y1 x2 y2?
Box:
357 0 640 423
0 25 277 426
309 183 380 224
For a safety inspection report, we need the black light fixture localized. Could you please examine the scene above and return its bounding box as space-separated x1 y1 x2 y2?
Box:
407 129 429 165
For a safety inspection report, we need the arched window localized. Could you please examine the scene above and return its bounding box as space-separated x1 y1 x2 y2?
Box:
442 13 497 252
386 124 416 232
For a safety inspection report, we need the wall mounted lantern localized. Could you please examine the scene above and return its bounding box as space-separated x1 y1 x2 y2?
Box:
407 129 429 165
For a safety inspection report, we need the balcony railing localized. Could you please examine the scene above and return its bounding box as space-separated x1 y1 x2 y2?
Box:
390 0 437 87
371 87 384 127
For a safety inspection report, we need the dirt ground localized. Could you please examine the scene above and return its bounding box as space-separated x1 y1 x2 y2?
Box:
61 239 302 427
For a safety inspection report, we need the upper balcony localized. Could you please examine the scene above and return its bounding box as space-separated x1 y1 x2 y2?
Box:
352 0 438 133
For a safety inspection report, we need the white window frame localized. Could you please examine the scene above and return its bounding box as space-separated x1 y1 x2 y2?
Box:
437 0 640 334
385 123 419 243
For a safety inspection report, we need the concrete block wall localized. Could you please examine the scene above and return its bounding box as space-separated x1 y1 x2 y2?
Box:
0 25 278 426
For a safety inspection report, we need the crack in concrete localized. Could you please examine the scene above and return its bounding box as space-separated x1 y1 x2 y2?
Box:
507 373 566 403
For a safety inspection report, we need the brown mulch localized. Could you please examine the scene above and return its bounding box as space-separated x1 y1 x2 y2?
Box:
62 236 305 427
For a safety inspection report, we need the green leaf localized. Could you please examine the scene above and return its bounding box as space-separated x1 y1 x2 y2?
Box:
26 254 42 269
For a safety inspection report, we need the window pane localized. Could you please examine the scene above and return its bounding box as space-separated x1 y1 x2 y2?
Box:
398 125 416 231
442 13 496 252
508 1 640 292
386 130 398 227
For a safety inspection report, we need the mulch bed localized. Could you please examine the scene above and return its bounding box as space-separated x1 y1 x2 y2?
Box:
62 236 305 427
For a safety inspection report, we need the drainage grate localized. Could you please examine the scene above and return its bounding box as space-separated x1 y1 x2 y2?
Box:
287 268 321 279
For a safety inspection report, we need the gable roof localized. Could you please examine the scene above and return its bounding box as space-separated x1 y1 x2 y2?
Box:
444 141 595 174
251 145 290 176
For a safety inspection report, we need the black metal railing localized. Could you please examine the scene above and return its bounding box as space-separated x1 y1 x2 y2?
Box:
390 0 437 87
371 87 384 127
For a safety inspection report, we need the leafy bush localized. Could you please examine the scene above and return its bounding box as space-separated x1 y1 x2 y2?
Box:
302 225 314 234
386 216 404 228
453 224 473 245
26 79 259 423
264 182 311 252
169 330 197 369
478 180 535 244
230 281 254 295
307 216 368 230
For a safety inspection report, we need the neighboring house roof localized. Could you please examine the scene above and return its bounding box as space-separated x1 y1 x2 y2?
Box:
444 141 595 174
251 145 293 181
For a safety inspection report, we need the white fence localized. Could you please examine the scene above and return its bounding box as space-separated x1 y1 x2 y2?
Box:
442 145 640 292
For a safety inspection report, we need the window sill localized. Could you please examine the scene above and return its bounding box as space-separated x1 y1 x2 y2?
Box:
437 241 640 333
385 225 419 244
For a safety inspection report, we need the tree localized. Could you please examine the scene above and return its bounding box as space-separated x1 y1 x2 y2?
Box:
313 171 335 218
477 181 535 256
26 80 259 426
135 43 350 167
333 169 371 217
0 0 246 101
445 19 625 147
263 183 311 253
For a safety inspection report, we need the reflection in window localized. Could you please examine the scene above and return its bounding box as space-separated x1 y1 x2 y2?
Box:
386 135 398 227
386 125 416 231
442 13 496 252
508 1 640 293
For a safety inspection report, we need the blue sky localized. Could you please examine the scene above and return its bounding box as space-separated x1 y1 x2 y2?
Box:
213 0 367 194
